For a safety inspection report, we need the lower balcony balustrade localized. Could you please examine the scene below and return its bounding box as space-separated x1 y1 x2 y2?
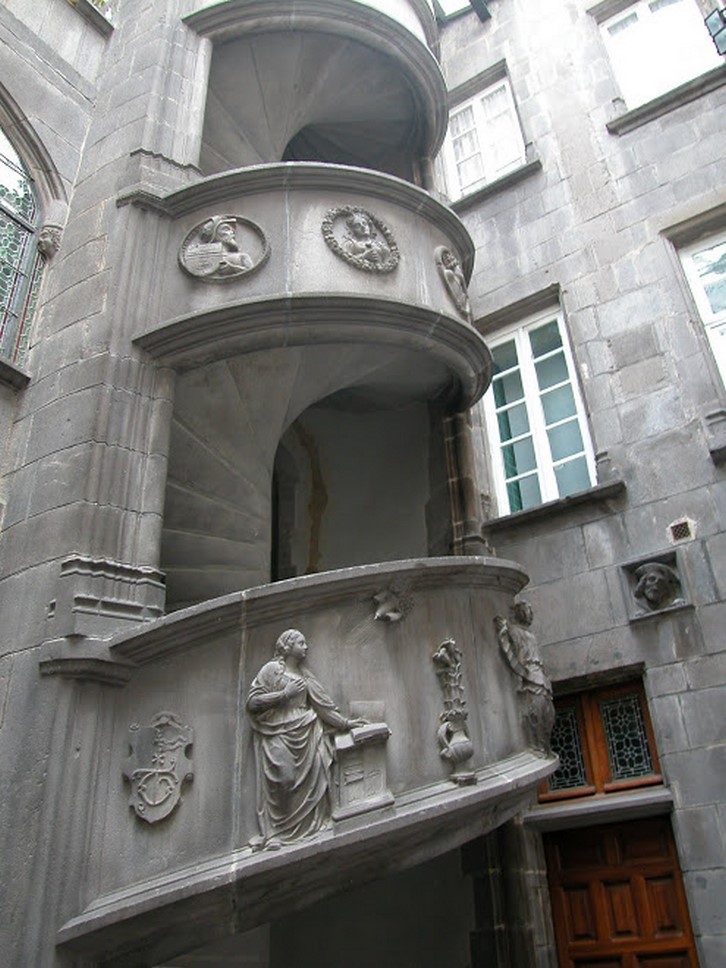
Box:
51 556 556 967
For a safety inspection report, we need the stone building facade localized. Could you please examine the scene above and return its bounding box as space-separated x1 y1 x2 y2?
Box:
0 0 723 966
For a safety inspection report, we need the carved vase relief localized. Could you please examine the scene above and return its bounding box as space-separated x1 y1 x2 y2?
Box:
321 205 399 273
122 712 193 823
432 639 476 785
495 600 554 755
179 214 269 281
435 245 472 321
246 629 390 850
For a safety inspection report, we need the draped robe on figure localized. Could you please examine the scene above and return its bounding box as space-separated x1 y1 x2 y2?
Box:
247 659 349 843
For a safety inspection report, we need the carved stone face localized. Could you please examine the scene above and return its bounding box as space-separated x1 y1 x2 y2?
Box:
287 633 308 662
216 221 236 247
347 213 372 239
640 571 670 605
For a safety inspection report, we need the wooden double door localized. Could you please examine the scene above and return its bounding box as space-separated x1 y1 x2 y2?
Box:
544 817 698 968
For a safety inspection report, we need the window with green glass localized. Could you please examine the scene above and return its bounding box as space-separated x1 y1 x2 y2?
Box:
482 311 595 515
0 128 43 367
680 231 726 389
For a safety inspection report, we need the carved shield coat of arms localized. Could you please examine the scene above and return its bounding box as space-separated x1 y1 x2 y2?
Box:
123 712 193 823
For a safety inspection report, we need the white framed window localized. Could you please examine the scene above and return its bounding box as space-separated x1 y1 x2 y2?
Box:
680 232 726 387
601 0 722 109
482 311 597 515
441 77 526 201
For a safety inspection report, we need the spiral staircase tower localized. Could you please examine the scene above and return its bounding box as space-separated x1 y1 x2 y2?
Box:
0 2 555 965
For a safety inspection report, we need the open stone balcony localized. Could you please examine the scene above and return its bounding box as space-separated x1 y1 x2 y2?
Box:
54 556 556 966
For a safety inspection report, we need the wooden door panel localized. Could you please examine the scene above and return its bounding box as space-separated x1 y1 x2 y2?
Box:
603 880 640 939
644 876 687 938
634 954 692 967
545 819 698 968
562 884 600 942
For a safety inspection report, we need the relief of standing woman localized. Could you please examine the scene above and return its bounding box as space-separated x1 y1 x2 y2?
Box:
246 629 365 850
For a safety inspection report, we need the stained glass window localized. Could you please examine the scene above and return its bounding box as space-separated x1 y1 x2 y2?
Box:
548 705 588 792
601 693 655 781
540 683 661 802
0 129 42 366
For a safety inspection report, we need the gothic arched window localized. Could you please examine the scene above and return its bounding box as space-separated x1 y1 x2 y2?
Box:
0 128 43 366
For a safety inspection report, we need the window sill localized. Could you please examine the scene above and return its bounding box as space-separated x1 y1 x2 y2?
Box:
63 0 114 38
607 64 726 136
0 357 30 391
523 785 673 832
482 478 626 534
451 158 542 214
704 407 726 465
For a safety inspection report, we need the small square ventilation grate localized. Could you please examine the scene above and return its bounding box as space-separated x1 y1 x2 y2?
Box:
668 519 694 543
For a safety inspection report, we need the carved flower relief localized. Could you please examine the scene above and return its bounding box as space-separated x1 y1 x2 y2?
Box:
179 214 270 282
435 245 472 322
321 206 399 274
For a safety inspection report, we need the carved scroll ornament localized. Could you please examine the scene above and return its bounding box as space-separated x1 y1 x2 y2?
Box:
321 206 399 273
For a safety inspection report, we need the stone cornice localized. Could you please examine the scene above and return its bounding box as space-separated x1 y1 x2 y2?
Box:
110 556 527 666
182 1 447 157
58 749 552 962
133 294 492 405
117 162 473 274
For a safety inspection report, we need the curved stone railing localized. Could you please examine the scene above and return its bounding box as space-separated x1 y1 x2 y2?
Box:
53 556 556 965
125 163 490 405
183 0 447 159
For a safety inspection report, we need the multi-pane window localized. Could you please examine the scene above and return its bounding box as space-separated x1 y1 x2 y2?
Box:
0 129 42 366
601 0 722 109
442 78 526 201
680 232 726 388
540 683 662 802
482 312 596 515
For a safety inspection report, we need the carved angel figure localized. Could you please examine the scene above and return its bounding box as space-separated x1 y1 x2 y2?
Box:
495 601 554 755
246 629 364 849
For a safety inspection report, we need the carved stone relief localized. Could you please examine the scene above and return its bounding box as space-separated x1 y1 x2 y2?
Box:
432 639 476 785
372 584 414 623
332 702 393 821
621 553 687 619
495 600 554 756
122 712 193 823
435 245 472 322
321 205 399 273
246 629 372 850
179 214 269 281
37 223 63 260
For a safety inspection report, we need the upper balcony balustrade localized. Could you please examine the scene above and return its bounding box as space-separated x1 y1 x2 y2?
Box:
130 162 490 408
184 0 446 182
125 162 492 606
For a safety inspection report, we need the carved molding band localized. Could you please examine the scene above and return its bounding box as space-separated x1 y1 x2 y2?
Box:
321 206 399 273
179 214 270 281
